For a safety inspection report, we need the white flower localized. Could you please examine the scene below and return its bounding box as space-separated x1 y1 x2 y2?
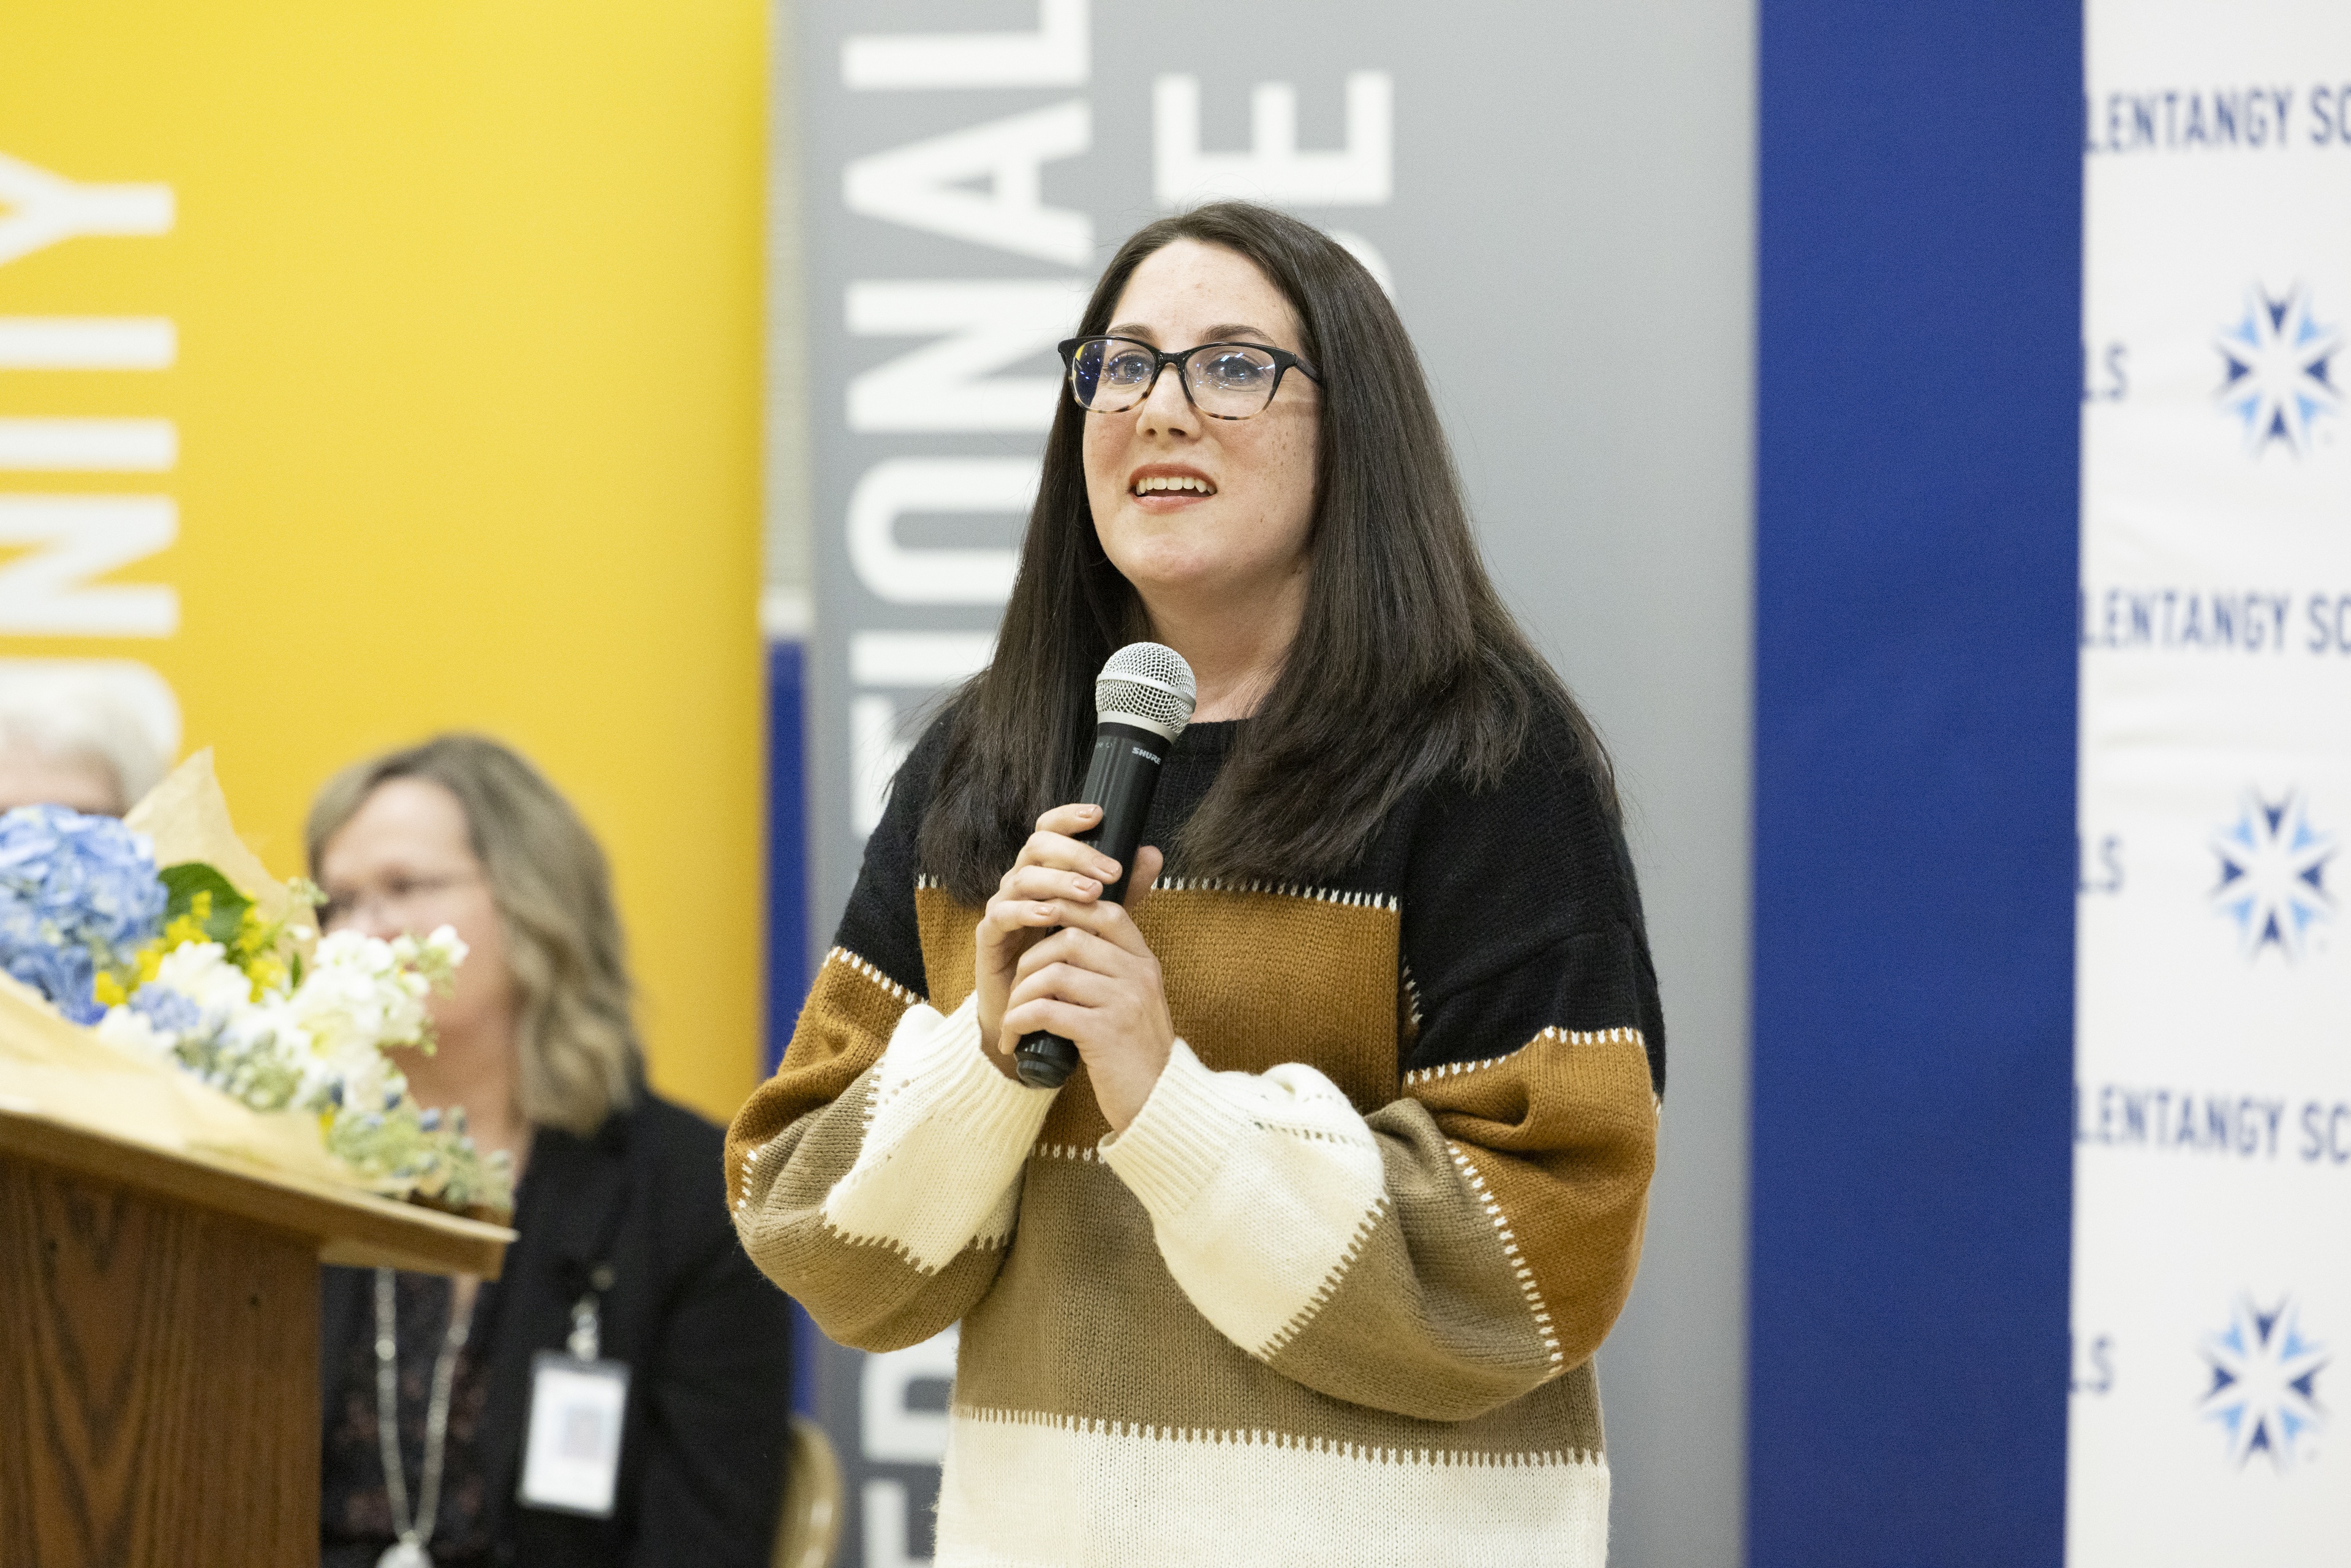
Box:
257 926 460 1114
96 1004 174 1055
151 941 263 1020
396 925 469 987
285 931 431 1055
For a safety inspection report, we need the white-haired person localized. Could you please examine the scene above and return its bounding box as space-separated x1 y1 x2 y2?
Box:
0 677 169 815
310 734 791 1568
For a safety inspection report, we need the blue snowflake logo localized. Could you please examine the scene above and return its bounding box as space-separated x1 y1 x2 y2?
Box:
2211 790 2334 960
2200 1297 2328 1469
2217 284 2341 454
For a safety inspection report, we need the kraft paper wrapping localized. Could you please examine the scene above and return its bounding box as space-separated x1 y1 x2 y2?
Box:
0 753 355 1190
126 748 319 949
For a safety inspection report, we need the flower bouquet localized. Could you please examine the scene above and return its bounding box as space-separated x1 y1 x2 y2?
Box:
0 752 512 1219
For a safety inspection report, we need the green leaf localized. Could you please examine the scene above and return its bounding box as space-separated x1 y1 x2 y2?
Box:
159 862 253 946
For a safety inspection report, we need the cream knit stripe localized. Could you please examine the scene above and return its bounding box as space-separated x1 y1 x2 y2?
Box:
1101 1040 1389 1360
1445 1143 1565 1372
820 993 1058 1272
1400 1024 1647 1088
935 1406 1608 1567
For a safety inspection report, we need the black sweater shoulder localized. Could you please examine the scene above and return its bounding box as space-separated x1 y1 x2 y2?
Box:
1389 699 1666 1098
832 707 960 1001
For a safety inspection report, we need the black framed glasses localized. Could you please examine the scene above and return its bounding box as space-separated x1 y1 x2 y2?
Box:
1059 336 1319 421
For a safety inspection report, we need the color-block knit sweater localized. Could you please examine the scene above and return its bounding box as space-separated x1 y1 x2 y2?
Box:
726 704 1664 1568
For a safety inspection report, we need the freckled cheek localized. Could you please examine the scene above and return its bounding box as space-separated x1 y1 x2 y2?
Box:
1241 421 1318 538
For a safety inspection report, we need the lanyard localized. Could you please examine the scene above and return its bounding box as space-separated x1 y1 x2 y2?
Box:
568 1262 616 1361
372 1269 479 1568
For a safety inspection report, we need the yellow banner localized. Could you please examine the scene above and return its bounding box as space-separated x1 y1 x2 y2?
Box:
0 2 768 1125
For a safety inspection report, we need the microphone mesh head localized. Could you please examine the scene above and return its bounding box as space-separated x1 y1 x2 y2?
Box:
1095 643 1197 736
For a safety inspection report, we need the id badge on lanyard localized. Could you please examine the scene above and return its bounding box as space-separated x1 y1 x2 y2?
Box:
519 1276 630 1518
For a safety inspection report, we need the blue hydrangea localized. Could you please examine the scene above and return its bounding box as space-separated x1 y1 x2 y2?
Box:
130 984 203 1035
0 805 167 1025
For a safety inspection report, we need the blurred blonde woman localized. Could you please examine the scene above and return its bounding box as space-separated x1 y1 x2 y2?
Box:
310 734 791 1568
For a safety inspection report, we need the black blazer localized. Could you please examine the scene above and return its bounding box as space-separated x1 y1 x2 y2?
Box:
322 1091 793 1567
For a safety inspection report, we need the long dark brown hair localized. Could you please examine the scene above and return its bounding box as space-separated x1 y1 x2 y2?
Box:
917 202 1613 905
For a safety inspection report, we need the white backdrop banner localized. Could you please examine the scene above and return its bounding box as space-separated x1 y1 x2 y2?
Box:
2074 0 2351 1557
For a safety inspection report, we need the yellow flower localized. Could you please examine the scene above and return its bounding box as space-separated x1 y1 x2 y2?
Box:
93 972 127 1008
244 955 289 1001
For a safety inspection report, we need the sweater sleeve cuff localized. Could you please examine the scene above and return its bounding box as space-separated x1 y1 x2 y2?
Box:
818 993 1058 1271
1099 1038 1250 1221
882 993 1057 1150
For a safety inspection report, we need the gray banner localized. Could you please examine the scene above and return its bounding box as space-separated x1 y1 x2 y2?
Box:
782 2 1753 1562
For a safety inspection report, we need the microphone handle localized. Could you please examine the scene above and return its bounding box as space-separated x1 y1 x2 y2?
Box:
1014 720 1171 1089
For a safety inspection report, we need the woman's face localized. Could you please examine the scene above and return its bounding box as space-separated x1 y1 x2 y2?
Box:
317 778 517 1051
1081 239 1321 618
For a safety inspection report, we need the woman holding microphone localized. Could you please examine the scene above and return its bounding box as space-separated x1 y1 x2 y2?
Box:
729 202 1662 1566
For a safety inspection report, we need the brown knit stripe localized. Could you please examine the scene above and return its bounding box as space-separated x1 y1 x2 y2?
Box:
911 880 1403 1151
1035 1065 1113 1150
723 946 916 1205
954 1156 1606 1459
1402 1024 1649 1090
1258 1100 1556 1414
1408 1028 1658 1370
914 879 979 1014
1142 886 1398 1109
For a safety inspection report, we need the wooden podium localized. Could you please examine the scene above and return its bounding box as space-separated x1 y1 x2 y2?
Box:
0 1102 513 1567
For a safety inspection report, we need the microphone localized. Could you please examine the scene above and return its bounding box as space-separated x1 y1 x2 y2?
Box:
1013 642 1197 1089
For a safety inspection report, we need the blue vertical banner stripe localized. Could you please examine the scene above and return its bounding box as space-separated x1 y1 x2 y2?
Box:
1752 4 2080 1563
766 637 809 1075
766 636 819 1419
